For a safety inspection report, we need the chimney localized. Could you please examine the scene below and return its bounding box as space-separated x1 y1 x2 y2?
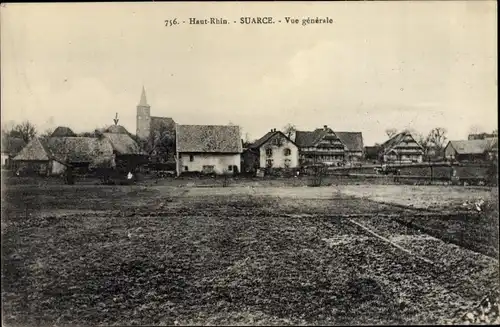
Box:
324 125 328 130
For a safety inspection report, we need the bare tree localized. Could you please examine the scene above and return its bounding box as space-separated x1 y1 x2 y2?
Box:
492 129 498 136
385 128 398 138
427 127 447 149
8 121 37 143
283 123 297 139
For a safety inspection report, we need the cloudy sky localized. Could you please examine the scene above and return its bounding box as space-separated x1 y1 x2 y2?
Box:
1 1 497 145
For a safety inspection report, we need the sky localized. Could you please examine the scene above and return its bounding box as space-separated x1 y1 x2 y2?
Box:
1 1 497 146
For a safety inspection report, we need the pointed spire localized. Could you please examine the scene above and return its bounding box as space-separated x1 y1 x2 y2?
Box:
138 86 149 107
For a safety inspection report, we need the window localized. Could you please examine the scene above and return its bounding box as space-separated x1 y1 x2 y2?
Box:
228 165 233 171
266 148 273 157
284 148 291 156
189 155 194 162
202 165 215 174
284 159 291 168
184 166 188 171
266 159 273 168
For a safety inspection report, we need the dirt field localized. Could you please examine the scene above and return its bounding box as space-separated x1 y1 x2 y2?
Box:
1 180 499 326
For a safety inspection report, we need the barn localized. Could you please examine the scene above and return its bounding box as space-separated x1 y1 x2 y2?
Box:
444 138 498 162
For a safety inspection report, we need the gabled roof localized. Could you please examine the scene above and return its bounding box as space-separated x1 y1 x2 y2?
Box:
335 132 364 152
51 126 76 137
447 138 498 155
102 133 145 155
295 129 332 147
1 137 26 156
380 132 423 154
250 130 296 149
176 124 242 153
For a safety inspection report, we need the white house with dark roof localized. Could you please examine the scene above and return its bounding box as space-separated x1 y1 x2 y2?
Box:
175 124 243 176
247 128 299 169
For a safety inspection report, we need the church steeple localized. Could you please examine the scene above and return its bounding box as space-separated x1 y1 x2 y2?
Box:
138 86 149 107
136 86 151 140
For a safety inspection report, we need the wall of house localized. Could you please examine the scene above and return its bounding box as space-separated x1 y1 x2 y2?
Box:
1 153 8 167
444 144 457 160
50 160 67 175
345 151 364 161
299 152 344 166
178 153 241 175
383 153 423 163
259 138 299 169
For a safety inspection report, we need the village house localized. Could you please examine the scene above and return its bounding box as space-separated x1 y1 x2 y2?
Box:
13 125 146 176
444 138 498 162
294 125 346 166
13 136 114 176
378 131 424 163
335 132 364 163
136 87 176 163
1 137 26 169
244 128 299 171
101 125 149 172
175 124 242 176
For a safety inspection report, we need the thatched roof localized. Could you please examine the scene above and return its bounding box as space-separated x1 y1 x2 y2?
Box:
14 136 115 167
176 124 242 153
46 137 114 163
102 133 145 155
1 137 26 156
13 138 51 161
104 125 129 134
51 126 76 137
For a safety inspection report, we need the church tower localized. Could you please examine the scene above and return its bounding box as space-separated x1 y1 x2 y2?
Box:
136 86 151 139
